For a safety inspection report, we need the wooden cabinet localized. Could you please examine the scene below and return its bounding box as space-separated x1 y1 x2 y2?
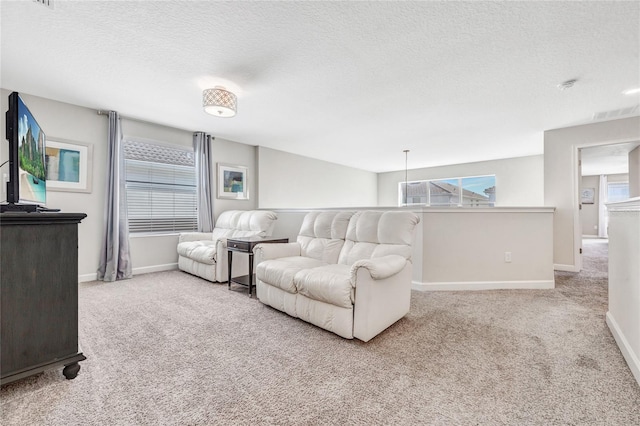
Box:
1 212 87 385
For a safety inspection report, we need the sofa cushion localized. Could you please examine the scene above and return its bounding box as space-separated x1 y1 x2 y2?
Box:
215 210 277 238
297 236 345 264
338 211 419 265
294 264 353 308
339 240 413 266
257 256 326 294
177 240 217 265
297 211 354 263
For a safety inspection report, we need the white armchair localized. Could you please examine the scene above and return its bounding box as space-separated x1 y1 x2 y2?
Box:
255 210 420 341
178 210 277 282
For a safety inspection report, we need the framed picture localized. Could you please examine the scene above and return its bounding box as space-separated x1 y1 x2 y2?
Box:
45 138 93 193
581 187 595 204
217 163 249 200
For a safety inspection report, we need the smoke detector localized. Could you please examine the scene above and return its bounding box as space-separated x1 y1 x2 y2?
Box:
557 79 577 91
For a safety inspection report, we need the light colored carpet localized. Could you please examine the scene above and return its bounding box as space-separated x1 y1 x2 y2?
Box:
1 239 639 425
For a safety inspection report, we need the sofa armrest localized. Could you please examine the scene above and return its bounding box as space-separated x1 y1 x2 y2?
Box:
350 255 408 285
352 260 412 342
179 232 213 243
254 242 301 262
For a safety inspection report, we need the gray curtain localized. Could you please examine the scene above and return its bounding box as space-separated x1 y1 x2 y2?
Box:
194 132 214 232
97 111 132 281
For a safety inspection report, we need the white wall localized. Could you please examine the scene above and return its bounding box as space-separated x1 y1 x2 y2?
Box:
377 155 544 207
0 89 259 280
580 175 600 236
419 208 555 289
257 146 377 209
630 146 640 198
268 207 555 291
212 137 257 215
608 173 630 184
1 89 108 281
544 116 640 271
121 118 194 277
606 198 640 387
120 132 259 277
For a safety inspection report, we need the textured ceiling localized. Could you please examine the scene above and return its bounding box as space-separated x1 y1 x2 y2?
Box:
1 1 639 173
581 142 640 176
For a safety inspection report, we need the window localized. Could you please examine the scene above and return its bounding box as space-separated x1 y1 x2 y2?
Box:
461 176 495 206
399 175 495 207
429 178 460 206
400 181 429 205
124 139 197 233
607 182 629 203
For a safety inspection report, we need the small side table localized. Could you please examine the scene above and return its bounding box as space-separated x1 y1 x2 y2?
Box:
227 236 288 297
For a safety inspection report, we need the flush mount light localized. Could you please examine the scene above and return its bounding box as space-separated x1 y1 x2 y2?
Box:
557 79 577 90
623 88 640 95
203 87 237 117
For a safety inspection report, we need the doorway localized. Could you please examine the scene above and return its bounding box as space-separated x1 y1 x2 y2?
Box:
578 142 637 269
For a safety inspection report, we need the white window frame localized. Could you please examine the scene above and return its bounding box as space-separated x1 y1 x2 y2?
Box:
399 174 496 207
606 181 630 203
123 137 197 235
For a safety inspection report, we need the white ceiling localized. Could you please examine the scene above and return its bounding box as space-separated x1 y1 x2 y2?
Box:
581 142 640 176
1 1 639 173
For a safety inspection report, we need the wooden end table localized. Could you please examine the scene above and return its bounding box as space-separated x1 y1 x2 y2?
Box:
227 236 288 297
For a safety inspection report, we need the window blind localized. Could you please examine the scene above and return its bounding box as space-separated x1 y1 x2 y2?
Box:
124 140 197 233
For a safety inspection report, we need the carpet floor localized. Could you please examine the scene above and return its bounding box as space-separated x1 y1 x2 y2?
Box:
1 239 639 425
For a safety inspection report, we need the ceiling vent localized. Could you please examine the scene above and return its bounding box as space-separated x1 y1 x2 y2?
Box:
592 104 639 121
33 0 54 9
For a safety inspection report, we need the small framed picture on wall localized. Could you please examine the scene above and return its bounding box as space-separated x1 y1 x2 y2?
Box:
217 163 249 200
46 138 93 193
581 188 595 204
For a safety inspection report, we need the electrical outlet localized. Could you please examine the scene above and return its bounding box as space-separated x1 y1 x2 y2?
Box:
594 225 598 230
504 252 512 263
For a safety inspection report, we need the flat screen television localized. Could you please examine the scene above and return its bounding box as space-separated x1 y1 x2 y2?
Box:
2 92 47 212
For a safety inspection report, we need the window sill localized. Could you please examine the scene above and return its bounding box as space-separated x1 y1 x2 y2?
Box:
129 232 181 238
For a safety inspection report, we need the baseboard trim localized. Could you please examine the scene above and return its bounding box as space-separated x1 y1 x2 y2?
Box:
554 263 580 272
78 273 98 283
412 280 555 291
132 263 178 276
606 311 640 387
78 263 179 283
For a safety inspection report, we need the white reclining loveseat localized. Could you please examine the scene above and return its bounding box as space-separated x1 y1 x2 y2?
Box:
255 210 420 342
178 210 277 282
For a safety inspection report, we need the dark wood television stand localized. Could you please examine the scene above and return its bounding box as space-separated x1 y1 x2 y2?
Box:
0 212 87 385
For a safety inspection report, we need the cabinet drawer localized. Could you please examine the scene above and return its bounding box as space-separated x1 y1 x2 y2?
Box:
228 240 250 252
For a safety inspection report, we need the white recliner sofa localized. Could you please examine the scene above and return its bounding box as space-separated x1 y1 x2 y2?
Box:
178 210 277 282
255 210 420 342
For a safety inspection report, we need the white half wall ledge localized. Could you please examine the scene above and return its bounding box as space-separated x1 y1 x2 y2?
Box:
607 312 640 387
270 206 555 291
420 207 554 214
412 280 555 291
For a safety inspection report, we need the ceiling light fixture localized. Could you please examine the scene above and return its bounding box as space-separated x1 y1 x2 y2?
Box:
557 79 577 91
203 87 237 117
623 88 640 96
